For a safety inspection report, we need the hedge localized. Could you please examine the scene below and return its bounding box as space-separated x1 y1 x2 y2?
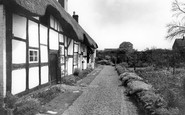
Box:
116 65 179 115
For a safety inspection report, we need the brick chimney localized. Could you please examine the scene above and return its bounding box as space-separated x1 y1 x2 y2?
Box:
72 12 79 23
58 0 68 11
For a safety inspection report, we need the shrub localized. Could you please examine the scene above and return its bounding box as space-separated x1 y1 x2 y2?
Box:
14 98 41 115
32 86 62 105
78 68 93 79
73 68 81 76
97 59 114 65
4 91 18 109
115 65 127 75
182 78 185 96
119 62 129 68
62 75 76 85
134 67 185 114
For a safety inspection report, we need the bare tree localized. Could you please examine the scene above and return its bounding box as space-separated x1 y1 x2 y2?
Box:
166 0 185 39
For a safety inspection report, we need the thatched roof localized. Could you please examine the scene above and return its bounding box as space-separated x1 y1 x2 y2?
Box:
3 0 98 49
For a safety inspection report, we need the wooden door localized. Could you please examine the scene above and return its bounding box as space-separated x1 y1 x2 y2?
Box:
49 54 58 84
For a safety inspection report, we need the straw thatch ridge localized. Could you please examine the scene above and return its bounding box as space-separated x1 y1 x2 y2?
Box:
3 0 98 49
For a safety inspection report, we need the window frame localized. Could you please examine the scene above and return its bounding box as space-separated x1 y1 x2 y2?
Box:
29 49 39 63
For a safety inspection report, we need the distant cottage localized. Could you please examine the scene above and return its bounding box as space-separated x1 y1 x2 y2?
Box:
0 0 98 97
172 37 185 50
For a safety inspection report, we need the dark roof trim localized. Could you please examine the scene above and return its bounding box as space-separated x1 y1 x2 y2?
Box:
84 34 98 49
3 0 98 49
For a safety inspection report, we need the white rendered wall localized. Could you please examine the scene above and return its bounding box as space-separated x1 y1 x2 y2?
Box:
68 39 73 55
40 46 48 63
59 34 64 43
0 5 6 97
68 58 73 75
65 0 68 12
29 20 39 47
61 65 65 77
49 29 59 50
83 58 87 69
41 66 49 84
12 69 26 94
50 15 55 29
92 50 96 69
12 14 26 39
29 67 39 89
40 25 48 45
12 40 26 64
78 43 82 70
74 65 77 70
74 44 78 52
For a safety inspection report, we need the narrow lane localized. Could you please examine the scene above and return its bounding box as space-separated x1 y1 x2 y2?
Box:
62 66 137 115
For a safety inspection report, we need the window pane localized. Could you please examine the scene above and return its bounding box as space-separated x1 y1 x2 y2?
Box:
34 51 38 56
34 56 38 61
29 49 38 63
30 51 33 55
30 57 33 61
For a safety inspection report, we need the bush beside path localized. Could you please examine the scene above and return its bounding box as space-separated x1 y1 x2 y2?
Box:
116 64 180 115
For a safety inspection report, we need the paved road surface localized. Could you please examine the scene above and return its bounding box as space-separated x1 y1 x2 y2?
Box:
62 66 138 115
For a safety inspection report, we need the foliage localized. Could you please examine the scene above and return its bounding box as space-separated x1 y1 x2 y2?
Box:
14 86 64 115
32 86 62 105
62 75 76 85
115 65 128 75
119 42 133 53
78 68 93 79
14 98 41 115
97 48 185 69
63 68 93 85
135 67 185 115
166 0 185 39
116 66 173 115
119 62 129 68
4 92 18 109
97 59 114 65
73 68 81 76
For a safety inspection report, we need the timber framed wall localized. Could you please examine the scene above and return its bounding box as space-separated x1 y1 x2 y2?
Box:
3 0 97 95
0 5 6 98
5 10 89 95
6 9 79 94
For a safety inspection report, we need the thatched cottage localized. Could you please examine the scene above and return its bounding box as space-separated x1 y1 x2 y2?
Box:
0 0 98 97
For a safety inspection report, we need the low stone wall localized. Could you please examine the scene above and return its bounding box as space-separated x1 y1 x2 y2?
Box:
115 65 179 115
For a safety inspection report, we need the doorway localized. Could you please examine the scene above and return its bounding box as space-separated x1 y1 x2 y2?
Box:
49 53 58 84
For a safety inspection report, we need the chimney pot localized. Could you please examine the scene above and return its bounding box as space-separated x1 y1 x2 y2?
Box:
73 11 79 23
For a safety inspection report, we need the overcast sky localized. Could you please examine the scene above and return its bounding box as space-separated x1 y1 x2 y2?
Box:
68 0 176 51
